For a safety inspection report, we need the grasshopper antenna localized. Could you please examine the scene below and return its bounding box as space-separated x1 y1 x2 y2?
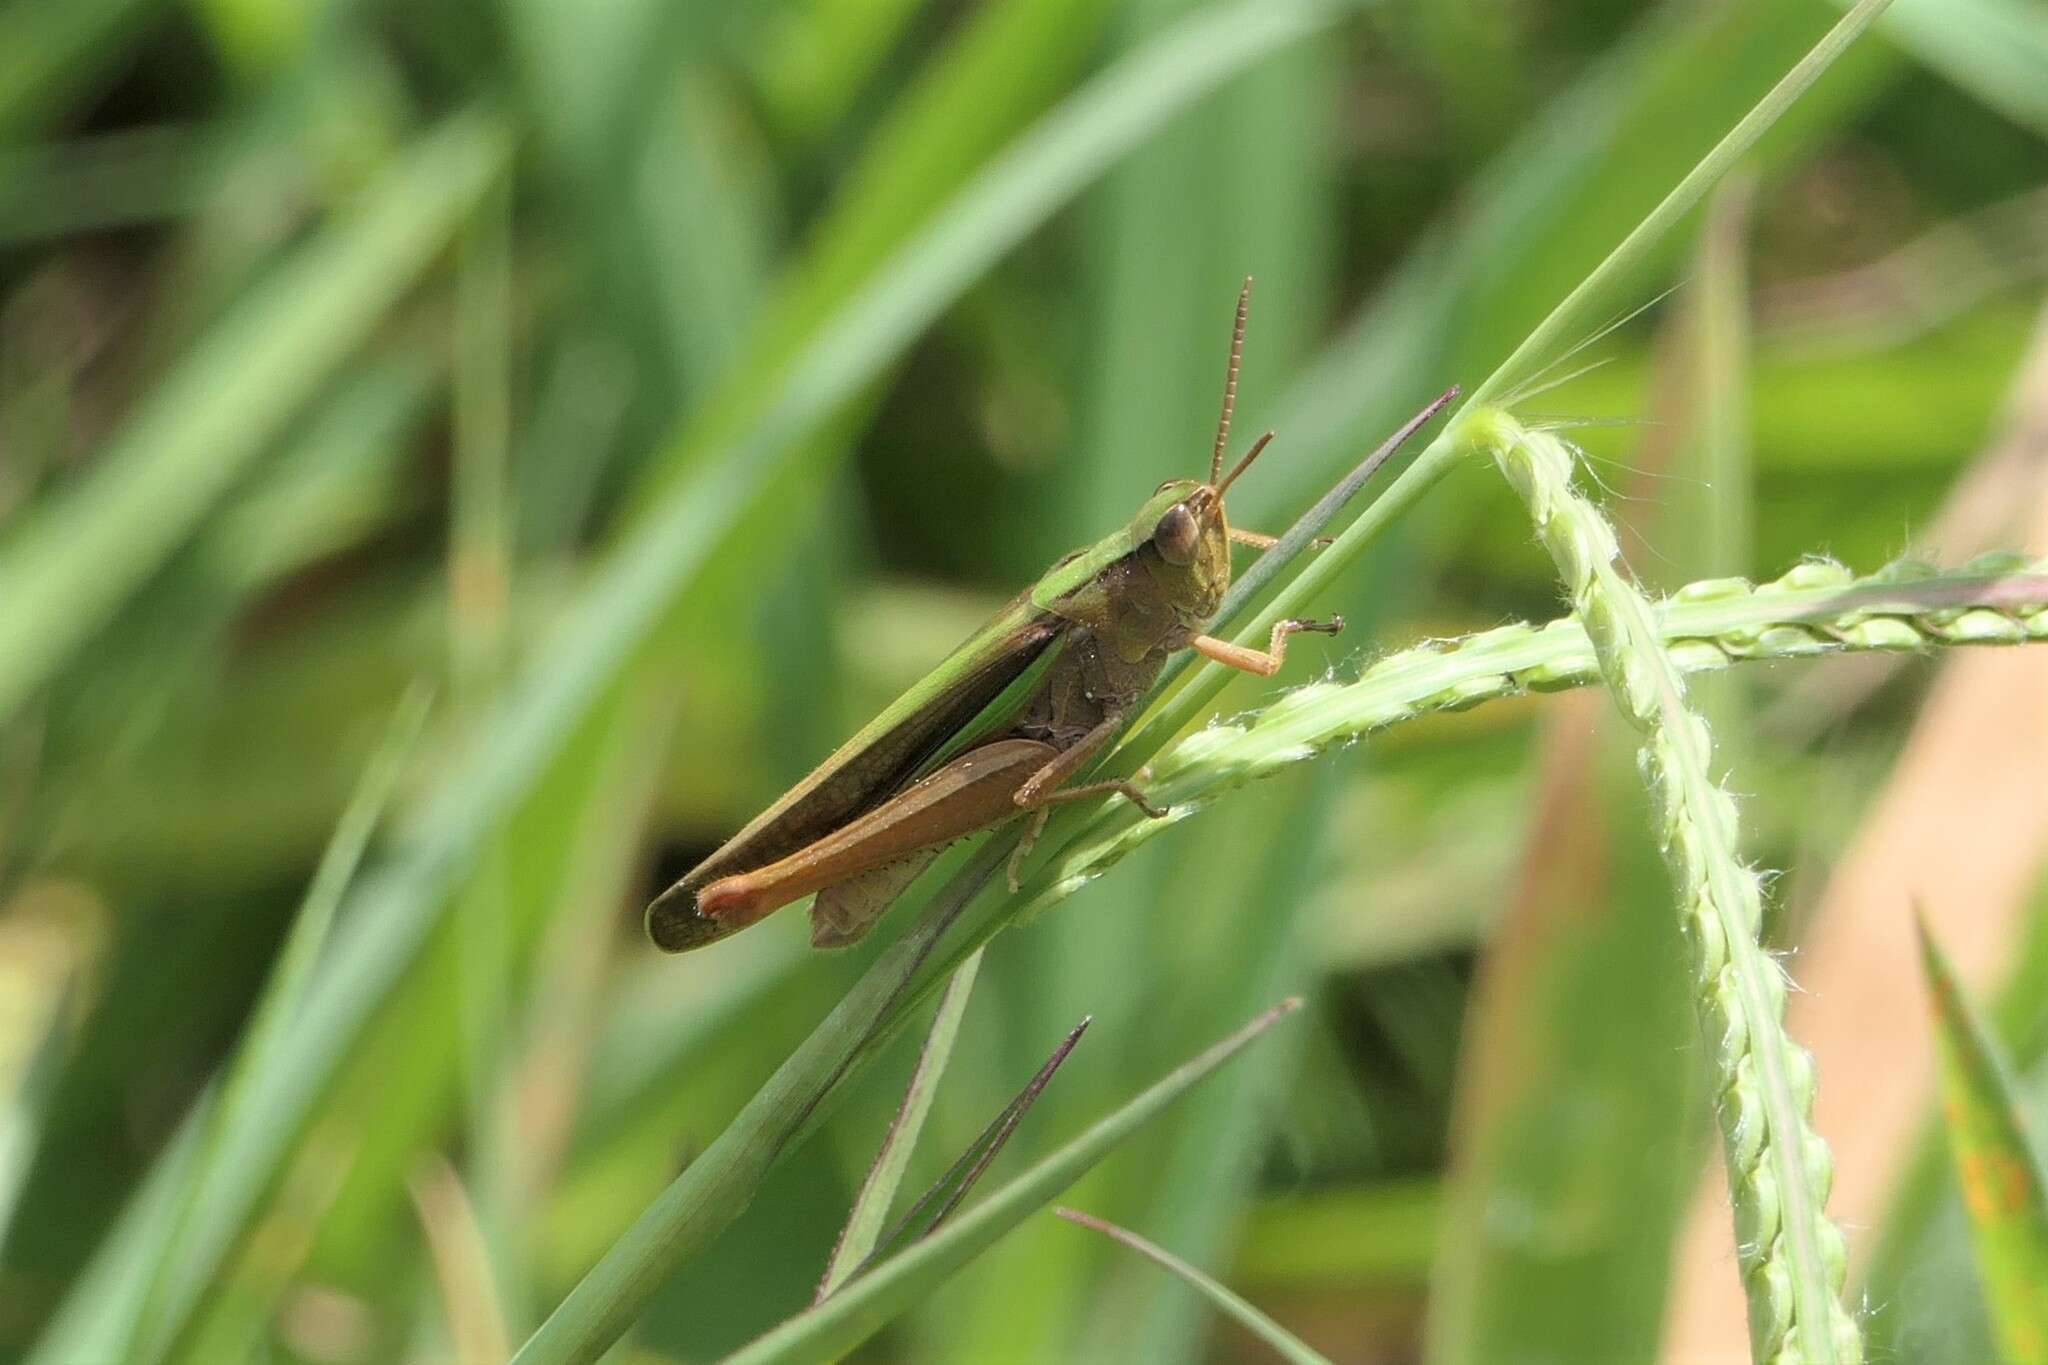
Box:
1210 276 1253 485
1217 430 1275 496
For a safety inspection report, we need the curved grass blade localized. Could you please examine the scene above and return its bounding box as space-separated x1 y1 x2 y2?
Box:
718 1000 1301 1365
1916 915 2048 1361
816 949 986 1302
1054 1207 1331 1365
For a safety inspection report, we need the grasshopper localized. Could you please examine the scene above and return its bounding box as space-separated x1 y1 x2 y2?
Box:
648 280 1446 953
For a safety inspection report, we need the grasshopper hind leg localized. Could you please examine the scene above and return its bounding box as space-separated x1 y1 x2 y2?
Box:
646 882 731 953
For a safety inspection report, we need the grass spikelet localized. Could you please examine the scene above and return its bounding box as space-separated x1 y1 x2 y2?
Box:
1464 407 1857 1363
1019 562 2048 911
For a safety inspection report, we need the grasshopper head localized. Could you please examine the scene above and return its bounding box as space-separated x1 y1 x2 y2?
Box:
1133 474 1235 620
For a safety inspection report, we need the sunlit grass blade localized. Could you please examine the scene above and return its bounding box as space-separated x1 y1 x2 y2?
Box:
816 949 986 1302
1916 915 2048 1361
0 109 508 725
1054 1207 1331 1365
0 909 97 1247
717 1000 1301 1365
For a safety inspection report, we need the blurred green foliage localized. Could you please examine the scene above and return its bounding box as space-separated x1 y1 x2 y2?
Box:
1 0 2046 1361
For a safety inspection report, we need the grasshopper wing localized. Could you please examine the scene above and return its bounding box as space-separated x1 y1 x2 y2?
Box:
647 595 1066 952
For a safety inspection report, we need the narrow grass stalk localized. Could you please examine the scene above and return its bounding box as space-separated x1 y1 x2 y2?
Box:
816 949 985 1301
855 1014 1091 1274
1019 558 2048 911
1915 916 2048 1359
719 1001 1301 1365
1470 409 1856 1361
1054 1208 1332 1365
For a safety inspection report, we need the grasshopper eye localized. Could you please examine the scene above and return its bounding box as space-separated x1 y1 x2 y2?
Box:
1153 503 1200 565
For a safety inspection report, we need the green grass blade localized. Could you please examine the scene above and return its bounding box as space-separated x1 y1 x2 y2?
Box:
0 109 508 725
20 1116 208 1365
816 949 985 1300
716 1000 1302 1365
0 125 222 245
1917 916 2048 1361
506 831 1009 1365
853 1014 1091 1275
1054 1207 1332 1365
0 0 165 142
1236 1181 1441 1288
1105 764 1335 1364
1868 0 2048 137
28 684 430 1365
210 685 434 1149
409 1156 514 1364
641 0 1112 488
1421 739 1694 1365
1473 0 1894 410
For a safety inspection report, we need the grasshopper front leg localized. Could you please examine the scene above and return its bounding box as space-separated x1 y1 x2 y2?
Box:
1189 616 1344 677
1005 713 1170 891
1228 528 1333 551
